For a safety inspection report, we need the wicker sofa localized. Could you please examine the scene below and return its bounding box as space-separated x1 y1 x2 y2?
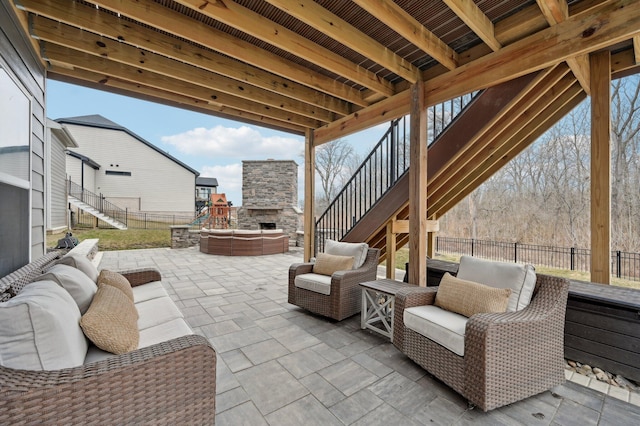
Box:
0 251 216 424
393 256 569 411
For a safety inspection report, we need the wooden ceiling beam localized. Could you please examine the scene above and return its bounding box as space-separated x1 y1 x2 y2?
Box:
173 0 395 97
536 0 591 94
17 0 351 117
31 16 335 124
41 43 321 129
265 0 420 82
47 66 307 135
443 0 502 51
315 0 640 145
634 36 640 64
353 0 458 71
68 0 368 107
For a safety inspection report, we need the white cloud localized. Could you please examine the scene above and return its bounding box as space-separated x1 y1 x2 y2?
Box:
201 163 243 205
161 125 302 159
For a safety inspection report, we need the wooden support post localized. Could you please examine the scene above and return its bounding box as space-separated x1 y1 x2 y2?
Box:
427 214 437 259
590 50 611 284
386 221 396 279
408 80 428 286
304 129 315 262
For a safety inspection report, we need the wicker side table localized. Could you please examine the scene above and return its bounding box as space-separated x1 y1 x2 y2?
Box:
360 279 415 340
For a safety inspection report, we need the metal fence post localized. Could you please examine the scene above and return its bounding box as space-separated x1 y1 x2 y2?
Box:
617 251 621 278
514 242 518 263
471 239 475 256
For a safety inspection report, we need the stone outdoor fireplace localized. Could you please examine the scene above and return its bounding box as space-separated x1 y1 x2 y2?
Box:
236 160 302 241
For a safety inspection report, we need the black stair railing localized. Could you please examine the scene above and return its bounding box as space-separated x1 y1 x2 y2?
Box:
314 91 479 254
67 179 128 227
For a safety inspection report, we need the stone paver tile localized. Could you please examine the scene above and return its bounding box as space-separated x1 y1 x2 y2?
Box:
412 395 467 425
215 401 268 426
630 392 640 406
196 295 228 308
351 352 393 378
255 315 292 331
564 370 574 380
552 382 605 412
185 313 215 328
299 373 346 407
587 379 609 394
366 344 426 382
235 360 309 415
215 358 241 394
269 324 322 352
220 349 253 373
310 342 347 364
367 371 437 418
351 402 422 426
316 328 358 349
455 407 523 426
278 347 332 379
203 306 225 317
607 385 629 401
338 339 375 357
232 315 259 329
551 399 599 426
329 389 383 425
497 394 558 426
210 327 272 353
173 287 206 299
241 338 290 365
599 394 640 425
570 373 590 387
415 374 466 407
250 300 288 316
265 395 342 426
216 386 250 413
319 359 379 397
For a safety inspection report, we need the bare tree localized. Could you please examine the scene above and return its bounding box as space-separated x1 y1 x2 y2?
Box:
314 138 354 206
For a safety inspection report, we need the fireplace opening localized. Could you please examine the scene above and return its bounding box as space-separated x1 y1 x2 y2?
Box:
260 222 277 230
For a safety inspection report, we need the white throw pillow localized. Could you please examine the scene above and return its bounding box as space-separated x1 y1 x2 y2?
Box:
456 256 536 312
0 280 88 370
57 254 99 283
37 264 98 314
324 239 369 269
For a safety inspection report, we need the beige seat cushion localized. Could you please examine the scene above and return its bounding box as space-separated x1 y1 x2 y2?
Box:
294 273 332 295
135 296 184 330
324 239 368 269
84 318 193 365
435 273 511 318
57 254 99 283
456 255 536 312
37 264 98 314
0 281 88 370
404 305 468 356
98 269 134 301
312 253 354 276
132 281 168 303
80 285 139 355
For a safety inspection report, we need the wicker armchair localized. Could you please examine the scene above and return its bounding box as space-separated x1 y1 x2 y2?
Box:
288 248 380 320
393 273 569 411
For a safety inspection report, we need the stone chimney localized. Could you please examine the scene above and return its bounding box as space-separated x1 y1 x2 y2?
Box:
236 160 302 241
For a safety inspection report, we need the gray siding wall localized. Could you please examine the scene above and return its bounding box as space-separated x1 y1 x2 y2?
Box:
0 1 46 263
49 135 67 230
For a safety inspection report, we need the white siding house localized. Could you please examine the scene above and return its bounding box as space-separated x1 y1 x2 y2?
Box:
59 115 199 216
45 119 78 233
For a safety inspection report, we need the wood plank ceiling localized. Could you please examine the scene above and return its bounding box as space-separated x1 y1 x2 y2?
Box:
11 0 640 143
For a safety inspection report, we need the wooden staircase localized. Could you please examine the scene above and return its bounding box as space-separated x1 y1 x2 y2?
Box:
333 63 586 263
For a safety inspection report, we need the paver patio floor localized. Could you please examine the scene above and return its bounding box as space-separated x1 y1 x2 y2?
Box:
98 246 640 426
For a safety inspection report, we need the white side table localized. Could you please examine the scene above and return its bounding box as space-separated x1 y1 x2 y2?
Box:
360 279 414 340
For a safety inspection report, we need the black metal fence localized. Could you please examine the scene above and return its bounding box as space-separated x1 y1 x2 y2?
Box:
68 179 199 230
436 236 640 282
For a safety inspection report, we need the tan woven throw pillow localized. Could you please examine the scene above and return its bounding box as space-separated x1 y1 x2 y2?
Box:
80 285 139 354
435 273 511 318
98 269 134 302
312 253 355 276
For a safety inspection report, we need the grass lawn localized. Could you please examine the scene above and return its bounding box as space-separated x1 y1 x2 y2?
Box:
47 228 171 251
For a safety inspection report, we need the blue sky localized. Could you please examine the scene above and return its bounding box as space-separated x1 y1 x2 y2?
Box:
46 80 386 205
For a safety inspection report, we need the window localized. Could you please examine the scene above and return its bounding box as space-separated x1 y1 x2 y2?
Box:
105 170 132 176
